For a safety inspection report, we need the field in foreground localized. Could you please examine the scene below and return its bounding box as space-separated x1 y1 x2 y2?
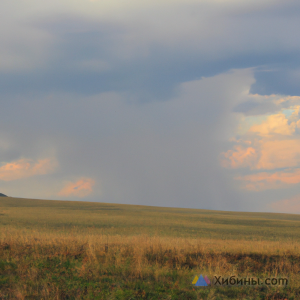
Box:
1 197 300 299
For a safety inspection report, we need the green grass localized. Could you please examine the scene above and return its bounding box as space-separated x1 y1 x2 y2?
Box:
1 197 300 299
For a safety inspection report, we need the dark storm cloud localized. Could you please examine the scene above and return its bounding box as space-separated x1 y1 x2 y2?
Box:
2 1 300 100
1 0 300 211
250 66 300 96
0 69 254 209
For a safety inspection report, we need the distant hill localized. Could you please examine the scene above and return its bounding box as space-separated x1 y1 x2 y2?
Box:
1 196 300 240
0 193 7 197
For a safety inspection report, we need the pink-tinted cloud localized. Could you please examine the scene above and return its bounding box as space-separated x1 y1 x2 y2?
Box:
222 139 300 171
236 168 300 191
256 140 300 170
222 103 300 172
249 113 295 137
221 93 300 194
0 158 57 181
58 178 95 198
269 195 300 214
221 145 257 169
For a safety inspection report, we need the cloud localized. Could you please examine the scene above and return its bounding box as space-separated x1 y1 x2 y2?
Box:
223 96 300 171
222 139 300 171
249 113 296 137
269 195 300 214
256 139 300 170
222 90 300 196
0 158 57 181
2 0 300 212
58 178 95 198
2 0 300 100
233 94 300 118
0 69 255 207
251 66 300 97
221 145 257 169
237 168 300 191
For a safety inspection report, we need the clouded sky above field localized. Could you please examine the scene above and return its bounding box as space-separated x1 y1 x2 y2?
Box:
1 0 300 213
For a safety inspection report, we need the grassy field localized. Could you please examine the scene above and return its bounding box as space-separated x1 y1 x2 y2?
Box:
1 197 300 299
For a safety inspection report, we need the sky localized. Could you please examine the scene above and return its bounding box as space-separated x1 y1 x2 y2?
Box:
1 0 300 213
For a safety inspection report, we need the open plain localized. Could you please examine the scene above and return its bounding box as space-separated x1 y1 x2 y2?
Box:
0 197 299 299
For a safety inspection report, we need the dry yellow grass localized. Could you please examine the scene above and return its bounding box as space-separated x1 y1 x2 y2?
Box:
2 226 300 256
1 197 299 299
2 227 300 279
